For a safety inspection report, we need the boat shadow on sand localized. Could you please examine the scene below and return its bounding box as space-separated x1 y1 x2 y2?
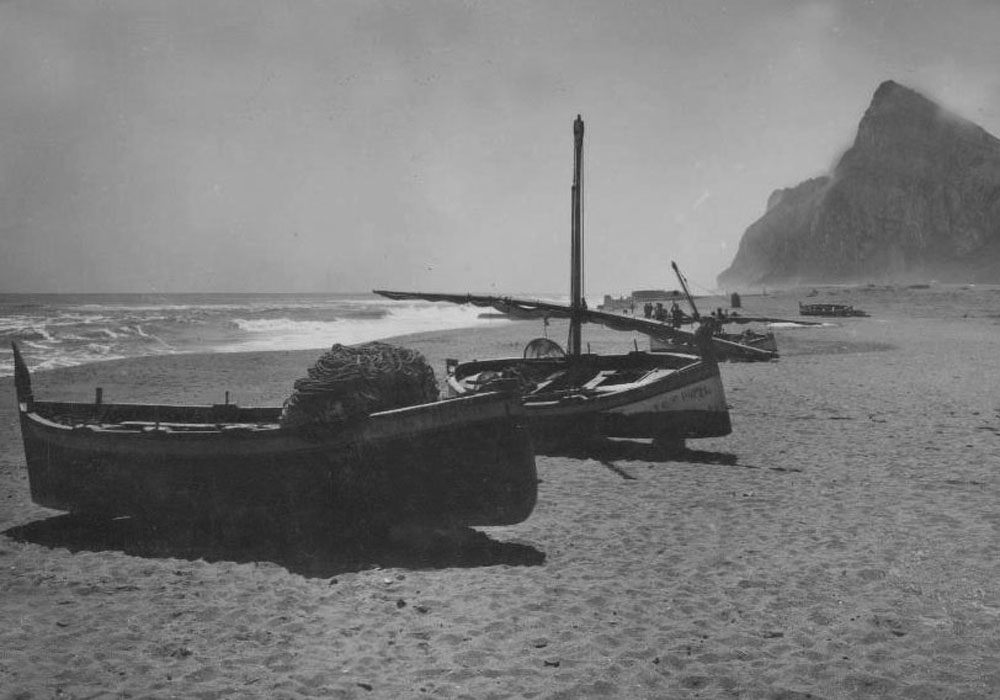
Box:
546 438 741 466
545 439 798 475
4 514 546 579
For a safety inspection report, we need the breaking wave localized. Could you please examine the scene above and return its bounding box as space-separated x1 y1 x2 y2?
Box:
0 293 509 377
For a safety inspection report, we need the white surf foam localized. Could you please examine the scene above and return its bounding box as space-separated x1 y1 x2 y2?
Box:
220 303 510 353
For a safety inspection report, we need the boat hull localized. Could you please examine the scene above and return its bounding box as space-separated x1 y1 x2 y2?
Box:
798 303 869 317
447 352 731 451
17 393 537 530
650 331 778 361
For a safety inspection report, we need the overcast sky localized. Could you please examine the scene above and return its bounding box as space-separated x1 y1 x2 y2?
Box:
2 0 999 296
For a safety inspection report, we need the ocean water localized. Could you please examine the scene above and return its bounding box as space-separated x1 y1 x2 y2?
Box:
2 284 996 378
0 292 514 377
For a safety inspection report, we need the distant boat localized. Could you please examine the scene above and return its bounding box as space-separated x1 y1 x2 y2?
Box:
11 342 537 531
646 262 780 362
798 301 870 317
376 116 732 452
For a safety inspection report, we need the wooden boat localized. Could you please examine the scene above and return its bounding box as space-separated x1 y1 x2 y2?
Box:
11 342 537 530
646 262 779 362
376 116 732 451
798 301 869 317
644 265 837 360
650 327 778 360
376 292 732 450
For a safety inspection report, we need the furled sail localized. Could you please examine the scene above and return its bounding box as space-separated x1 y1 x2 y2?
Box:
372 290 776 361
374 291 565 321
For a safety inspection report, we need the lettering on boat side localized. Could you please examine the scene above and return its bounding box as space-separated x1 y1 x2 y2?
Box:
608 379 721 415
680 385 713 402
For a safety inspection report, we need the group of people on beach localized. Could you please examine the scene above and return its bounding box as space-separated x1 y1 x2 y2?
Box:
642 301 688 328
637 300 738 335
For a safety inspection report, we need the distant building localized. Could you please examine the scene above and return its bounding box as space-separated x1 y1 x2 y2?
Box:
598 289 684 312
631 289 684 303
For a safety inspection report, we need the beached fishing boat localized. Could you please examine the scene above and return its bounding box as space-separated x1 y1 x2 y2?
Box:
650 326 778 360
798 302 869 317
646 262 779 362
722 328 778 354
10 342 537 530
375 291 732 450
376 116 732 451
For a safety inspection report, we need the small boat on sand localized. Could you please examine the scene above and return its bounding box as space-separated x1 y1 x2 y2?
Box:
650 326 778 360
646 262 780 362
11 342 537 531
799 302 869 317
377 116 732 452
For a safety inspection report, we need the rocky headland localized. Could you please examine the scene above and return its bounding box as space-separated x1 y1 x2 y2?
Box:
718 80 1000 287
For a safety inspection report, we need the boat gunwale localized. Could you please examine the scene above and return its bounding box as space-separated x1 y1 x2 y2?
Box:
20 389 525 453
445 352 723 414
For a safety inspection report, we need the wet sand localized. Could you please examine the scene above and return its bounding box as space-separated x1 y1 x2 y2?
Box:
3 292 1000 699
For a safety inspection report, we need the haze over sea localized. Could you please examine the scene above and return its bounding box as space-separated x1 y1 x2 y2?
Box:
0 292 528 378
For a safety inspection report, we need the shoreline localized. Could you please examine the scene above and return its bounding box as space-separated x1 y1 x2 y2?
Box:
16 319 540 407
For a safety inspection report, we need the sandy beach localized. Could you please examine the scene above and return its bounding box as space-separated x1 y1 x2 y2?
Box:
3 287 1000 699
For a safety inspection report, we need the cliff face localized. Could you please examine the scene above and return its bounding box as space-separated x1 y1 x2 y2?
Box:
718 81 1000 287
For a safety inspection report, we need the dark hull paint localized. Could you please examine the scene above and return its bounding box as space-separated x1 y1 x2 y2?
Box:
17 394 537 529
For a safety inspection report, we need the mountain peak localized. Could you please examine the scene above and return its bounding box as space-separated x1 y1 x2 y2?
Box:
870 79 914 104
868 80 941 112
718 80 1000 287
863 80 942 125
845 80 1000 168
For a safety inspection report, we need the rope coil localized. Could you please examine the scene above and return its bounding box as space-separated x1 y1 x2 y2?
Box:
280 342 439 430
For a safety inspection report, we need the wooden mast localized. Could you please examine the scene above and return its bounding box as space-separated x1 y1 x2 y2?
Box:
569 115 585 355
671 260 700 320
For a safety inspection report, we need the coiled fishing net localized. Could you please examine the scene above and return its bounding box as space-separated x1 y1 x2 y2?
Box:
280 342 439 430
